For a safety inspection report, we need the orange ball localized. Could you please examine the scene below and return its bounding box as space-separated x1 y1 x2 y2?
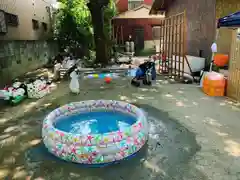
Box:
104 76 112 84
214 54 229 67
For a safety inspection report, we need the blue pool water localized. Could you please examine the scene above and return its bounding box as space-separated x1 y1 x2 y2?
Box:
54 111 137 134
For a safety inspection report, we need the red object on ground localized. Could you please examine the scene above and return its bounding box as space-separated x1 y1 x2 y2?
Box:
104 77 112 84
213 54 229 67
162 54 167 61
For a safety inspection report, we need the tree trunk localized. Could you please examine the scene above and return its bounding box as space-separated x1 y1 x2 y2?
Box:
87 0 109 67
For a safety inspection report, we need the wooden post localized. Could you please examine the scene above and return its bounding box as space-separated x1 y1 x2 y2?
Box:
159 21 163 74
170 16 174 77
178 13 182 79
174 15 178 77
182 10 186 78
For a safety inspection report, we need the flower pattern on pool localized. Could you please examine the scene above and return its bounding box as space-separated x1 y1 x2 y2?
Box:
42 100 148 165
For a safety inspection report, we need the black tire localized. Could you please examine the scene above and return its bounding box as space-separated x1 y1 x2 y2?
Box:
131 79 140 87
142 79 147 85
147 81 152 86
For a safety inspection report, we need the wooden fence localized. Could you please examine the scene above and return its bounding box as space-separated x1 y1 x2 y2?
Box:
157 11 187 80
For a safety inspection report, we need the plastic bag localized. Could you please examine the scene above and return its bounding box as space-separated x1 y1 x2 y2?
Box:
69 71 80 93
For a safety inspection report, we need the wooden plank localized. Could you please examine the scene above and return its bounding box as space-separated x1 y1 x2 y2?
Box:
178 13 182 79
171 16 175 76
156 11 186 80
174 15 178 77
159 22 163 74
182 10 186 79
235 40 240 99
120 26 124 45
162 18 166 73
166 18 170 76
228 30 238 100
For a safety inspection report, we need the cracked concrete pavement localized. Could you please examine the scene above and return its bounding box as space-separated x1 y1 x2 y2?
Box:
0 76 240 180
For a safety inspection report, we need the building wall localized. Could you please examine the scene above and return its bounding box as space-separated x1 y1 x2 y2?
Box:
215 0 240 55
113 18 161 40
0 0 53 40
116 0 128 13
0 40 58 86
166 0 216 62
143 0 153 6
116 0 153 13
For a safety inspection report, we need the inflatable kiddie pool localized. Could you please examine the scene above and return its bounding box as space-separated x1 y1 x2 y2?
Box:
42 100 148 166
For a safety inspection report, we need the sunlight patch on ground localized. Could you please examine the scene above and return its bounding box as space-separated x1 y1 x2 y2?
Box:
203 117 222 128
165 93 173 98
3 155 16 165
148 88 158 92
176 101 185 107
231 106 240 111
220 100 240 111
12 166 28 179
0 118 10 125
3 125 19 133
140 88 158 92
132 93 155 100
0 134 11 140
215 131 228 137
224 139 240 157
29 139 41 146
23 102 39 113
0 83 58 126
219 102 226 106
119 95 137 103
143 160 165 175
192 102 198 106
0 135 17 147
0 100 42 125
18 139 42 153
200 97 209 100
43 103 52 108
0 168 10 179
140 88 149 92
225 100 234 105
182 98 188 102
137 96 145 100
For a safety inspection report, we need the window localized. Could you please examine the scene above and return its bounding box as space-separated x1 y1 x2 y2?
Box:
0 10 7 33
32 19 39 30
5 12 19 26
42 22 47 31
152 26 161 39
128 0 144 10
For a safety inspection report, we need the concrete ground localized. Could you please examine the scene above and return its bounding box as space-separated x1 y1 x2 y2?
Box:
0 74 240 180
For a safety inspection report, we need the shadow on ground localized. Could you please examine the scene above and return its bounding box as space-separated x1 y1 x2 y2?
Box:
0 103 205 179
0 78 207 179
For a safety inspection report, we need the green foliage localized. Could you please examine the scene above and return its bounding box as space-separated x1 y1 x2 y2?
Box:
104 0 117 40
54 0 117 59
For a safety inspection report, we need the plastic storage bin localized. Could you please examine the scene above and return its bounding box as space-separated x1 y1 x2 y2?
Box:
202 72 226 97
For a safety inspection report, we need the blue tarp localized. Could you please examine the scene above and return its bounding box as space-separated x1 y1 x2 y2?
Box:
218 11 240 28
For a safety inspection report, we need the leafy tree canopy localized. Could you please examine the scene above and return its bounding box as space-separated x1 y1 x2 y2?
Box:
54 0 116 60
